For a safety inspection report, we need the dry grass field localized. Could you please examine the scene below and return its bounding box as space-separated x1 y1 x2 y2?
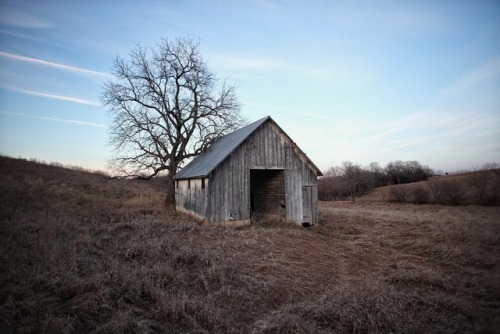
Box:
1 156 499 333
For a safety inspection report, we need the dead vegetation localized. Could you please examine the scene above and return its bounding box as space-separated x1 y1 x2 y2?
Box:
1 157 499 333
362 171 500 206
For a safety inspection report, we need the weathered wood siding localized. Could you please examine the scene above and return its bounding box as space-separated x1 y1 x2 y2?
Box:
302 185 318 225
175 178 208 220
206 121 319 224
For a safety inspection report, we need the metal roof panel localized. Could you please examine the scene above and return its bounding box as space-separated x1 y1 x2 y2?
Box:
174 116 270 179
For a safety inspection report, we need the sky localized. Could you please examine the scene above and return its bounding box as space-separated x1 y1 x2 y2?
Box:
0 0 499 173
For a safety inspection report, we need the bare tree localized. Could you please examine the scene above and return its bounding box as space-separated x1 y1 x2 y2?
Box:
342 161 363 202
101 38 244 207
368 162 385 187
385 160 432 185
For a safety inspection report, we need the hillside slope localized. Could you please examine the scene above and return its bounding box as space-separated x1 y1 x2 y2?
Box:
359 171 500 206
1 157 499 333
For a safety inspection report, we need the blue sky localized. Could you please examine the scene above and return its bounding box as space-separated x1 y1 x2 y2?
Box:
0 0 499 173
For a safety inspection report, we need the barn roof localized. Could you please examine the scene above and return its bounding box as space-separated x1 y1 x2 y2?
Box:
174 116 323 180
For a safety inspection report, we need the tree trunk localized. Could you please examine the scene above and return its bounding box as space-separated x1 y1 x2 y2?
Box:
348 182 356 203
165 174 176 212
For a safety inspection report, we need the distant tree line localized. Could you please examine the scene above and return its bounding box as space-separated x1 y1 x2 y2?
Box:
318 160 433 202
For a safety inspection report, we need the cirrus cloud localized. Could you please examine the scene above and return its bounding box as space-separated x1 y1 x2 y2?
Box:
0 51 112 79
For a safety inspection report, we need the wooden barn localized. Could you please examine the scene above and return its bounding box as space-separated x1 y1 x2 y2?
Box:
174 116 323 226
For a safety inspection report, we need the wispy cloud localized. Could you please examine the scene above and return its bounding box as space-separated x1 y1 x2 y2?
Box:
244 100 288 112
37 116 105 128
383 5 451 36
363 107 499 154
253 0 282 11
211 55 285 71
294 103 500 170
362 113 421 144
337 3 451 38
1 111 105 128
0 8 52 28
0 51 112 79
1 85 101 106
298 111 336 121
440 58 500 96
210 54 332 81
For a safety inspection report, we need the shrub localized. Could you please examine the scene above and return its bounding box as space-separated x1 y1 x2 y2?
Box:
468 167 500 206
441 180 464 205
427 179 444 204
388 186 410 203
428 179 463 205
410 186 429 204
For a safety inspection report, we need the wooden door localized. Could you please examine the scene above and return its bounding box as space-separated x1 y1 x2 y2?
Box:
302 185 317 225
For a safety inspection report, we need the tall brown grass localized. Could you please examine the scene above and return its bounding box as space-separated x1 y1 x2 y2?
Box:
1 157 499 333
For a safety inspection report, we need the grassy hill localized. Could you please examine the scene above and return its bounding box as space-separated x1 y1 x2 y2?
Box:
1 156 499 333
359 171 500 206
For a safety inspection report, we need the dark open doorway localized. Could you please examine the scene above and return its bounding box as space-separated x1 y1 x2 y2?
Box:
250 169 285 220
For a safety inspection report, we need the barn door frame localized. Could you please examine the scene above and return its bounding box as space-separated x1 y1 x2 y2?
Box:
249 168 286 220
